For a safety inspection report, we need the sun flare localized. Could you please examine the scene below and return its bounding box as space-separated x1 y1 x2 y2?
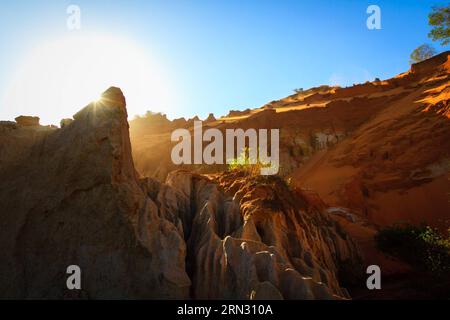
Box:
2 34 173 125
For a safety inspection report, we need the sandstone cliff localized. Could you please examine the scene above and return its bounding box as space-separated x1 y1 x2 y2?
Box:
0 87 361 299
130 52 450 230
0 88 190 299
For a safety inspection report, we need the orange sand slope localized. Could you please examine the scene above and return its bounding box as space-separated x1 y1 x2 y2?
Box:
293 52 450 229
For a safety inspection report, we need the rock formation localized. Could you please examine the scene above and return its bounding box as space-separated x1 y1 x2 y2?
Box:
129 51 450 230
205 113 216 122
60 118 74 128
15 116 40 127
157 170 361 299
0 88 190 299
0 87 361 299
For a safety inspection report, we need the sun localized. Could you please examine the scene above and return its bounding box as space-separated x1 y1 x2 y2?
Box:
1 33 173 125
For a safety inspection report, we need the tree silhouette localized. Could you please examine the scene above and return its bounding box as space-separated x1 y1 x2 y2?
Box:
428 5 450 46
410 44 437 64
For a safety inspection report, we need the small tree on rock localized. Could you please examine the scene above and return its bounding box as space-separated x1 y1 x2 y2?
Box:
409 44 437 64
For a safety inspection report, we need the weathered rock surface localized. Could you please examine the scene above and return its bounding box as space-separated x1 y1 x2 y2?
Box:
60 118 74 128
205 113 216 122
0 87 190 299
167 170 362 299
294 52 450 228
0 87 361 299
15 116 40 127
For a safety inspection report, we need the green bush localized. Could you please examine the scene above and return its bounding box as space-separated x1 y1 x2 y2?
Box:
375 224 450 276
227 147 273 176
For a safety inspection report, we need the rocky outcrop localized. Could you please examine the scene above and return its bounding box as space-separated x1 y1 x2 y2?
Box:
205 113 216 122
15 116 40 127
142 170 361 299
227 109 251 117
0 87 190 299
60 118 74 128
0 87 361 299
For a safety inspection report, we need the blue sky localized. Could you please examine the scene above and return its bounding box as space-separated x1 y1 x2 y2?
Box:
0 0 448 123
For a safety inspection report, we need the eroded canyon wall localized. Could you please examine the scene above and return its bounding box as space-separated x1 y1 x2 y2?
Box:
0 87 361 299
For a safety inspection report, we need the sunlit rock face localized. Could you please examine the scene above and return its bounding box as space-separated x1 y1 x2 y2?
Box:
0 87 361 299
0 87 190 299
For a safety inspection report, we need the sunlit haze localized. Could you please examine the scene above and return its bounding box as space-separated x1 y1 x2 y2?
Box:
1 34 173 125
0 0 448 124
